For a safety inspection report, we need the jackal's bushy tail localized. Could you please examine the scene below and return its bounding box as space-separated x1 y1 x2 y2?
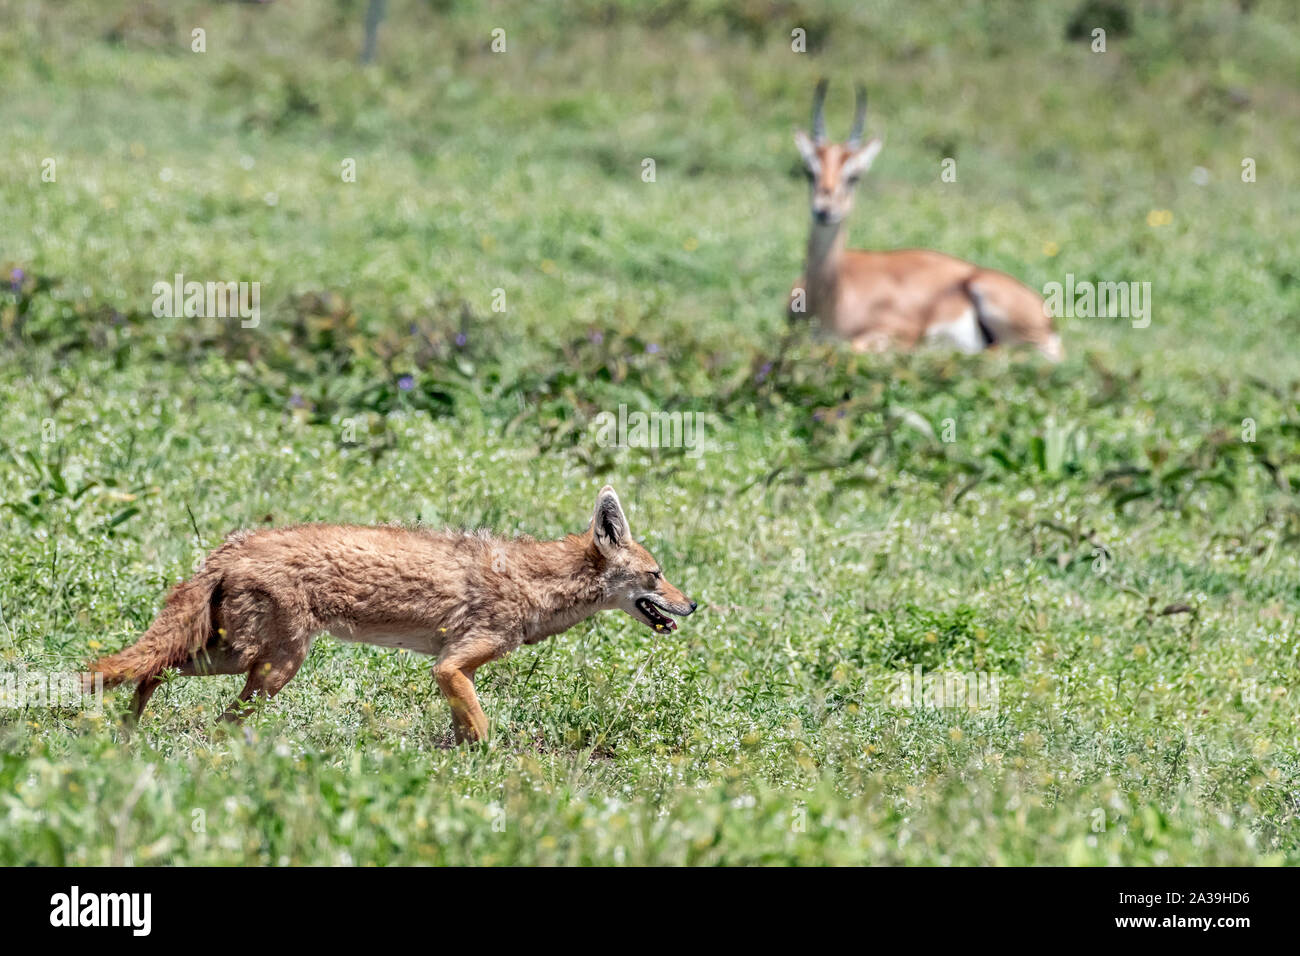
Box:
86 568 222 689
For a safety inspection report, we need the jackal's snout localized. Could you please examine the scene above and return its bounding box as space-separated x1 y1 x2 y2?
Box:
634 584 697 633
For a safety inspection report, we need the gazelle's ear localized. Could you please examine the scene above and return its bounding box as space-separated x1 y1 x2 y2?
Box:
843 137 883 181
794 129 821 174
591 485 631 557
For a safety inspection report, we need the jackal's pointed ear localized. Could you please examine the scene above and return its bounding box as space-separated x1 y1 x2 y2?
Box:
591 485 631 557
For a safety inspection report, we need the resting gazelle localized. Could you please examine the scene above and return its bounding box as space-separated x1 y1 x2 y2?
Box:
790 80 1063 361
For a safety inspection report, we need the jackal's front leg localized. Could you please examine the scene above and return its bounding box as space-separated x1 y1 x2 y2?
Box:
434 640 501 744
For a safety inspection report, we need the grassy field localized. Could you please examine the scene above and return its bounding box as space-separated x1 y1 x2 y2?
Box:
1 0 1298 865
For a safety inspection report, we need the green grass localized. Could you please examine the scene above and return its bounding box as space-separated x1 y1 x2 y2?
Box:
1 0 1299 864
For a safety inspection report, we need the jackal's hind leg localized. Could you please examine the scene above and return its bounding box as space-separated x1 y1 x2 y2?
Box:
124 646 248 727
220 644 310 724
127 674 163 726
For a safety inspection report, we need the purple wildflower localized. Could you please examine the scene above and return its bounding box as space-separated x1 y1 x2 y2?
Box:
397 375 415 391
288 392 306 409
455 333 467 347
588 330 604 345
645 343 660 354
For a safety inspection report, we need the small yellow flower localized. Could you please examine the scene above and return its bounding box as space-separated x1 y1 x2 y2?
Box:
1146 209 1173 227
1042 240 1059 257
87 640 102 650
100 195 118 211
540 259 557 275
948 727 963 742
683 237 699 252
129 142 146 158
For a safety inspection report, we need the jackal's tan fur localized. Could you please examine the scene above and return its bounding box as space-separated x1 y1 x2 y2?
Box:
87 486 695 743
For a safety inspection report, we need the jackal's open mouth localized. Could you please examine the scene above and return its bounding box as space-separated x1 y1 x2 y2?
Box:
636 597 677 632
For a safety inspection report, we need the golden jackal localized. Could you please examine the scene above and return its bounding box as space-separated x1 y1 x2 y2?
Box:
87 486 696 743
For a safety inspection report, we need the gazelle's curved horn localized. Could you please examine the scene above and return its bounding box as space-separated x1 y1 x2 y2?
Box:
847 84 867 148
811 78 829 144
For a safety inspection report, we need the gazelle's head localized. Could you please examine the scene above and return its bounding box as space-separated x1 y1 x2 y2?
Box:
794 79 883 227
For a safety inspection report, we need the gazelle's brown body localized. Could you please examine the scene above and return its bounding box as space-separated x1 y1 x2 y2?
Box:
790 81 1063 361
86 487 695 743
